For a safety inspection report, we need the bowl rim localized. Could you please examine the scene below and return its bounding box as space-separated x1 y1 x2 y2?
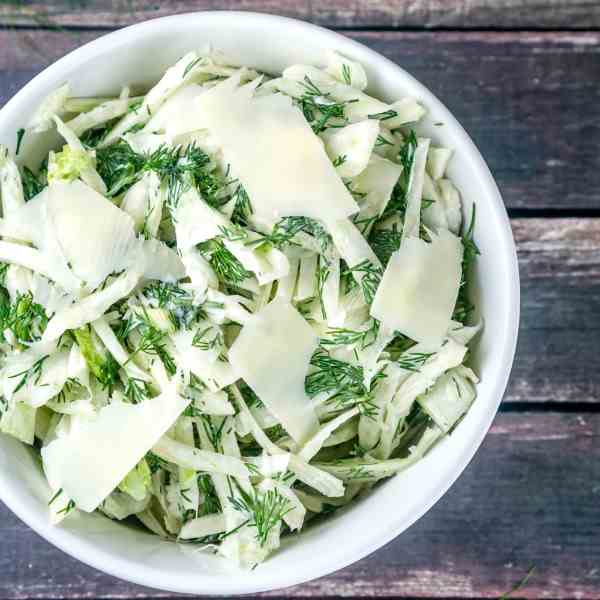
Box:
0 10 520 595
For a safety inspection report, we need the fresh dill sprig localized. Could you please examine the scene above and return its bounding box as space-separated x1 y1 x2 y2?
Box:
145 451 167 474
54 377 85 403
332 154 347 167
143 281 205 329
453 204 480 323
229 485 292 547
264 216 331 252
396 351 434 372
305 348 377 418
368 109 398 121
197 474 222 515
0 292 48 345
368 225 402 266
124 377 152 404
19 165 44 201
230 184 253 226
192 326 224 352
341 63 352 86
15 128 25 155
316 260 330 320
198 415 227 451
9 354 49 394
198 238 251 285
320 319 379 350
297 76 358 134
346 259 383 304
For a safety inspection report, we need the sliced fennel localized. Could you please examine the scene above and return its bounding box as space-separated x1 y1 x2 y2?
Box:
0 48 480 569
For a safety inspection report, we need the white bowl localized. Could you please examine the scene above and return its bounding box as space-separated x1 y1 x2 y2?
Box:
0 11 520 595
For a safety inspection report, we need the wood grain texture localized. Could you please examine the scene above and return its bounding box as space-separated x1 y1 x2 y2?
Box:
1 412 598 599
2 29 599 210
0 0 599 29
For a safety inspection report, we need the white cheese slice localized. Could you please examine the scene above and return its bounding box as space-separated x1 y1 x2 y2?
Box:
145 84 206 138
41 384 189 512
229 299 320 444
192 75 358 224
371 229 463 345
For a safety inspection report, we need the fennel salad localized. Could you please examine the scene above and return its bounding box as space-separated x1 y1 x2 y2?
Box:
0 49 480 567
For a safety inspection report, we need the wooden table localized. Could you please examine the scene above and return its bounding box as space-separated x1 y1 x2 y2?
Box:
1 1 599 598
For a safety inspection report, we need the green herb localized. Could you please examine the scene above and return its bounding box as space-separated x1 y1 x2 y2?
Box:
198 238 250 285
316 260 330 320
146 451 167 474
230 184 253 226
320 320 379 350
298 76 358 134
346 259 383 304
15 128 25 155
21 166 45 201
368 109 398 121
453 204 480 323
229 485 291 547
332 154 347 168
0 292 48 344
341 63 352 85
265 216 331 252
197 474 222 515
9 354 49 394
368 225 402 266
192 326 224 351
124 377 152 404
396 351 434 372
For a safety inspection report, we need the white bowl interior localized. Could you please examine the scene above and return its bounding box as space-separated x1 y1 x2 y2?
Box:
0 12 519 595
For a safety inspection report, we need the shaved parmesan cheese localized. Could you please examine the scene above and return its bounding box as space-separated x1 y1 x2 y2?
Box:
42 385 189 512
192 75 358 224
371 229 463 345
47 181 138 288
322 120 379 178
145 84 206 138
229 300 319 444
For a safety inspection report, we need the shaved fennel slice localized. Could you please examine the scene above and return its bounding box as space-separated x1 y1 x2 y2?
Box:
120 172 163 237
0 146 25 215
401 137 430 241
152 435 249 479
100 52 200 147
315 426 443 481
27 83 70 133
376 339 467 459
325 50 368 90
418 368 476 433
65 97 132 136
299 407 359 462
282 65 423 129
0 240 81 294
421 173 449 232
371 229 463 345
427 146 453 180
42 270 141 342
53 117 107 194
322 120 379 178
179 513 226 540
229 300 319 445
42 384 189 512
438 179 463 235
192 75 358 224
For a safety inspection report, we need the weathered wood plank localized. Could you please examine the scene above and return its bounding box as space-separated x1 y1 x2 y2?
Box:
1 412 598 598
508 218 600 404
2 29 599 210
1 0 599 29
